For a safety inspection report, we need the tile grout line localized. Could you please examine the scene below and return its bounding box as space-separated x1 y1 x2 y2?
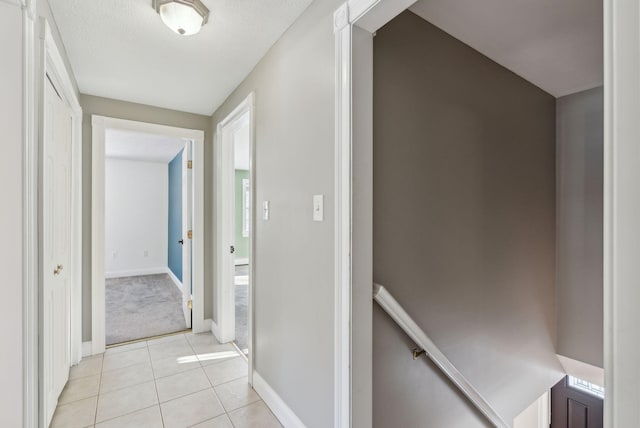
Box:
188 333 239 428
93 353 105 426
67 332 261 428
146 338 166 428
94 343 159 426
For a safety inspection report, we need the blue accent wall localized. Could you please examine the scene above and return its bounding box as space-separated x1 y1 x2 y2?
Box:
168 149 183 282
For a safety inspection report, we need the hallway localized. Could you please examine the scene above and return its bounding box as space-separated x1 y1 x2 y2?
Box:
51 333 281 427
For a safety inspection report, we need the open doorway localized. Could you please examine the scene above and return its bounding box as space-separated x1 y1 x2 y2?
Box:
103 129 193 345
215 93 255 372
91 116 205 355
233 119 251 353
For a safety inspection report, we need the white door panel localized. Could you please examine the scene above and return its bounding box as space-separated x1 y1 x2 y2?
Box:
43 76 72 425
182 141 192 328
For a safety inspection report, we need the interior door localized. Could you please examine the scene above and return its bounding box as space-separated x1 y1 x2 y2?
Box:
551 376 603 428
181 141 192 328
43 76 72 425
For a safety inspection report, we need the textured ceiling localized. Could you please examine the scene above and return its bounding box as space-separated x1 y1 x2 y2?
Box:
106 128 186 163
410 0 602 97
49 0 312 115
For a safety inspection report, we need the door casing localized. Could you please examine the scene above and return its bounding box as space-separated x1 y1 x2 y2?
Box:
214 92 256 385
91 117 205 355
181 140 193 329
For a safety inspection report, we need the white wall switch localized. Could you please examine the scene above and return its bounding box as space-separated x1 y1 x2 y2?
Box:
313 194 324 222
263 200 270 220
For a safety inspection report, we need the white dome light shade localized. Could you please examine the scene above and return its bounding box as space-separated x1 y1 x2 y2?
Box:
153 0 210 36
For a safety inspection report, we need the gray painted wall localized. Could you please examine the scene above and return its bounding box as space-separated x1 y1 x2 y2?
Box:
556 87 604 368
372 11 563 426
80 94 212 341
210 0 342 425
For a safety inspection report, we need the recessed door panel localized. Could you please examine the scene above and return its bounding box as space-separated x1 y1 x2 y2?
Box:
551 376 603 428
42 76 73 425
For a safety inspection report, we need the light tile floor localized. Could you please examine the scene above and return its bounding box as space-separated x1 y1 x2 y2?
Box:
51 332 282 428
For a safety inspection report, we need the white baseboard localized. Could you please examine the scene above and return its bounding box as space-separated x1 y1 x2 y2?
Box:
253 371 306 428
82 341 93 357
105 267 168 279
202 318 212 332
234 258 249 266
166 268 182 291
211 320 221 342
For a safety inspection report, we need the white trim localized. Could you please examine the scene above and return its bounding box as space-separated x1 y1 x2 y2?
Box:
104 267 170 279
333 5 352 427
91 115 106 355
603 0 640 426
22 1 38 427
181 140 192 329
234 258 249 266
214 92 256 385
166 268 183 291
253 371 306 428
202 318 212 332
81 342 93 358
513 391 550 428
211 320 220 339
537 391 550 428
92 116 206 355
191 135 205 333
557 355 604 388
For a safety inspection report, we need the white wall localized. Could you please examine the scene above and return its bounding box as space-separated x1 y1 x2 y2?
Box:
556 86 603 368
105 158 168 277
0 2 25 426
513 391 549 428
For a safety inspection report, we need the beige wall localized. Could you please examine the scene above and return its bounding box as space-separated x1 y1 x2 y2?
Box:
372 11 563 426
556 86 604 367
80 94 212 341
210 0 342 425
0 3 25 425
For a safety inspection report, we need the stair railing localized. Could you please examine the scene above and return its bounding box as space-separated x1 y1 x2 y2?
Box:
373 283 511 428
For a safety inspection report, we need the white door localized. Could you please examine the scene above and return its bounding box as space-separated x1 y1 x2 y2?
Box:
43 76 72 425
182 141 192 328
218 111 250 343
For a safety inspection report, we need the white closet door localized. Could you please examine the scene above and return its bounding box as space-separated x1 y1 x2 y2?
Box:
182 141 193 328
43 76 72 425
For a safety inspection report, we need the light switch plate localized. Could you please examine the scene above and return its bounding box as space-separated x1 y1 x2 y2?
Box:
263 200 270 220
313 194 324 222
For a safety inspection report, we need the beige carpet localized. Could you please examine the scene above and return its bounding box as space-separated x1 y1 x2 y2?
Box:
105 273 187 345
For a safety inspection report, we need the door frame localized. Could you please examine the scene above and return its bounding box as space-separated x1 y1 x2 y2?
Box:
213 92 255 384
90 117 205 355
333 1 417 425
181 140 193 328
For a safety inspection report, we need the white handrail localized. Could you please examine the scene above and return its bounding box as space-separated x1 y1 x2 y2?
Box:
373 283 512 428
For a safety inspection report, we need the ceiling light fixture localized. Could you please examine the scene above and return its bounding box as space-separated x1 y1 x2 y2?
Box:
153 0 210 36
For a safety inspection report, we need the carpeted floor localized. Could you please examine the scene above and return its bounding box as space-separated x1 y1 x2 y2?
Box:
235 265 249 352
106 274 187 345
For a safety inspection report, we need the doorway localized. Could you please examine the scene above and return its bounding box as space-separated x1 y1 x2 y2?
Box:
103 129 194 345
551 376 604 427
215 93 255 375
91 117 205 355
